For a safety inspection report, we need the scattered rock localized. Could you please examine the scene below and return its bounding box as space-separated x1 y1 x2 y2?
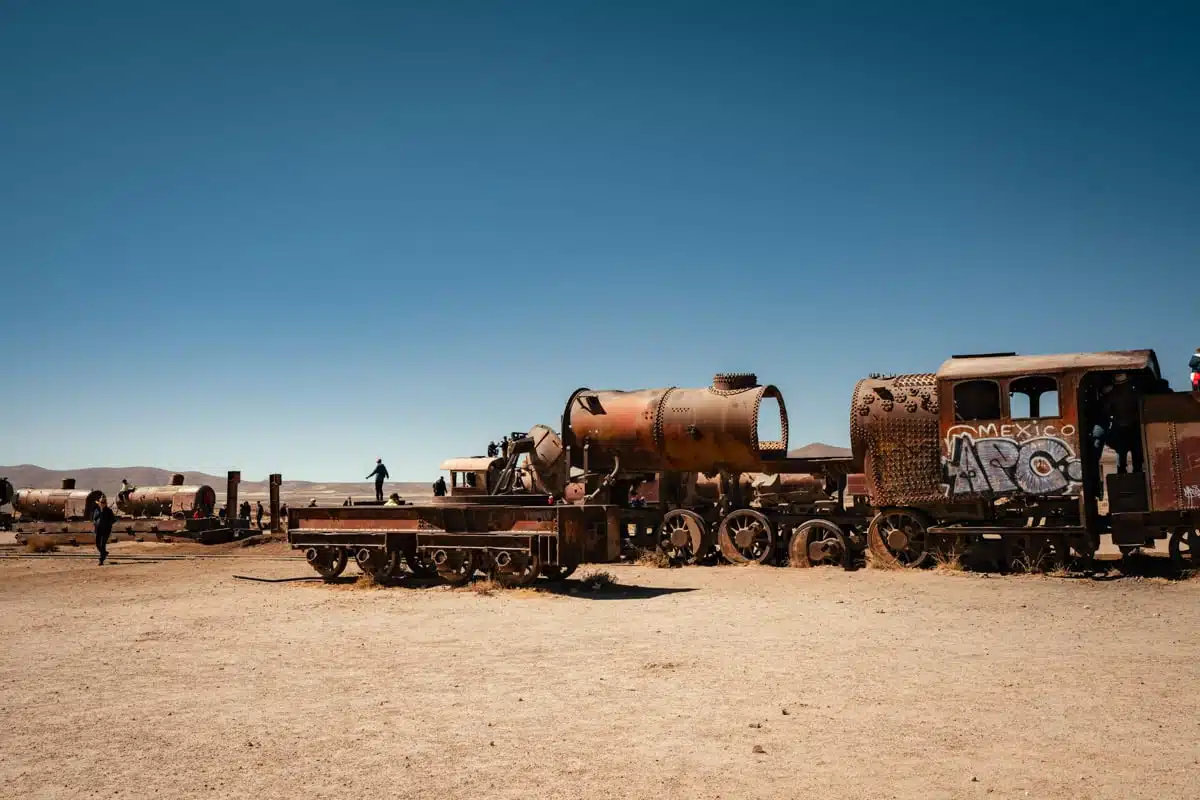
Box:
752 745 766 754
781 708 789 716
748 722 762 729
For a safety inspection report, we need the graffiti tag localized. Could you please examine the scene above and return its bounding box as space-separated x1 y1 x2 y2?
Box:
1184 485 1200 508
942 434 1083 499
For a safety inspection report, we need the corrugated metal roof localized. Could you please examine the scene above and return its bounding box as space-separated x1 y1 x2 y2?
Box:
439 457 503 472
937 350 1158 381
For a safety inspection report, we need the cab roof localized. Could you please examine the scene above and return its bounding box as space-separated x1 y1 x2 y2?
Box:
937 349 1160 381
439 457 504 472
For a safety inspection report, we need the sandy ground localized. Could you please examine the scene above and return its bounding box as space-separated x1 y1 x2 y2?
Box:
1 544 1198 800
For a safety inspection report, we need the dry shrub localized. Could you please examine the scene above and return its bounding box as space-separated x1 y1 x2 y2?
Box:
578 569 617 591
25 536 58 553
933 551 964 573
465 578 501 595
633 548 671 568
866 550 902 570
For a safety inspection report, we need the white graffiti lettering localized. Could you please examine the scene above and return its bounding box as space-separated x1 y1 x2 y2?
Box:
942 434 1084 499
1184 485 1200 508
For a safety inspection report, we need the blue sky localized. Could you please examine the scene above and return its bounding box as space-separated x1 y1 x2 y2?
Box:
3 1 1198 480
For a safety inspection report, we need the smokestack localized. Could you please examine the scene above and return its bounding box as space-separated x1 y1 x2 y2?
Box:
61 478 76 490
226 470 241 528
171 473 185 486
269 473 282 533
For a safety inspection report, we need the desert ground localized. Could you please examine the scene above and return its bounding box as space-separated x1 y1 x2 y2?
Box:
1 543 1197 800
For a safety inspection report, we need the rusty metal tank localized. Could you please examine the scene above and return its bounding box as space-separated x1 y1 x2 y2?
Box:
118 474 216 518
562 373 788 475
12 479 104 521
850 373 944 506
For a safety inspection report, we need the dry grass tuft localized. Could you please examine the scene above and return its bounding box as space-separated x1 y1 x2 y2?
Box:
577 569 617 591
25 536 58 553
932 550 964 573
866 551 902 570
632 548 671 568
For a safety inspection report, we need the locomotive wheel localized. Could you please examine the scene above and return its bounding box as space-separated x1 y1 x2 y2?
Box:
356 549 402 582
495 553 543 587
404 552 439 578
657 509 711 564
540 564 577 581
437 552 478 587
867 509 932 568
717 509 776 565
307 547 348 580
1168 528 1198 571
789 519 849 568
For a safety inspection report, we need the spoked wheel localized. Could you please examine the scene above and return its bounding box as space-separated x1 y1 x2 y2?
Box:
718 509 776 565
789 519 850 568
657 509 711 564
305 547 348 580
494 552 542 587
1168 528 1198 571
540 564 577 581
355 549 402 582
867 509 932 568
405 552 439 578
434 551 478 587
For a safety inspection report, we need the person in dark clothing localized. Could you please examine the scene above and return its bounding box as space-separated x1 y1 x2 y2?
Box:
239 500 252 521
279 503 289 523
1190 348 1200 391
500 436 510 459
255 501 264 529
432 476 448 497
487 441 498 458
1103 374 1143 473
93 496 116 565
366 458 389 503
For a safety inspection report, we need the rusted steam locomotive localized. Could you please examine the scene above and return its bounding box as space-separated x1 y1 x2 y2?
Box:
289 373 869 583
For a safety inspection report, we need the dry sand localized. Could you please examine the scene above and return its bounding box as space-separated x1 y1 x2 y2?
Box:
1 544 1198 799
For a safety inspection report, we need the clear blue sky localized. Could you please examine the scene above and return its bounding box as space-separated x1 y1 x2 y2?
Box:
3 1 1198 481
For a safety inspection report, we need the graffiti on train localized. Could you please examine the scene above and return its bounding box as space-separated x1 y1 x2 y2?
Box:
941 426 1083 499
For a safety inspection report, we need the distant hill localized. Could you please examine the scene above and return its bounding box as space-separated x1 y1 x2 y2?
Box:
787 443 852 459
0 465 430 507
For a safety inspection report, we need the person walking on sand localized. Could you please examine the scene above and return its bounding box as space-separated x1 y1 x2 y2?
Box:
93 495 116 566
366 458 389 503
255 501 264 529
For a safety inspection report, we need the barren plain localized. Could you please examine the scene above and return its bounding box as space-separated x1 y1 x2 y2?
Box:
1 543 1197 800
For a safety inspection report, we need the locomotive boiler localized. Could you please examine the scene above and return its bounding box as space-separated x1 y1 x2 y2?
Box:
117 473 216 518
11 479 104 522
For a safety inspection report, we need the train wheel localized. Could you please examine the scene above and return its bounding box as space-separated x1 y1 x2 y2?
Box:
1168 528 1198 571
718 509 776 565
436 551 478 587
789 519 849 568
495 552 542 587
657 509 710 564
404 552 439 578
306 547 348 580
356 549 402 582
541 564 576 581
867 509 931 568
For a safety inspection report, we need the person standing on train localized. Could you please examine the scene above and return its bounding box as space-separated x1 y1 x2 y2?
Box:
1103 374 1143 473
93 496 116 566
366 458 389 503
1190 347 1200 391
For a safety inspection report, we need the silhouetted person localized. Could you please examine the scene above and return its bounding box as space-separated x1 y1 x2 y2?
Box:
308 498 318 508
342 496 352 507
239 500 251 522
366 458 389 503
279 503 289 523
218 506 227 521
487 441 498 458
1103 374 1143 473
93 496 115 566
433 476 447 497
1191 347 1200 391
500 436 510 459
255 501 264 529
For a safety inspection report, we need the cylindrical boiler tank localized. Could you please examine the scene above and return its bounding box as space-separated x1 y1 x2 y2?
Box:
562 373 788 475
12 488 105 521
118 485 217 518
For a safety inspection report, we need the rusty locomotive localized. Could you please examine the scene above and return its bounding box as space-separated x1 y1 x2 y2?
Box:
289 373 871 582
289 350 1199 582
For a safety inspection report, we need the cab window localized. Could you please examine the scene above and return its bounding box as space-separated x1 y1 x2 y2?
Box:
953 380 1001 421
1009 375 1059 419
